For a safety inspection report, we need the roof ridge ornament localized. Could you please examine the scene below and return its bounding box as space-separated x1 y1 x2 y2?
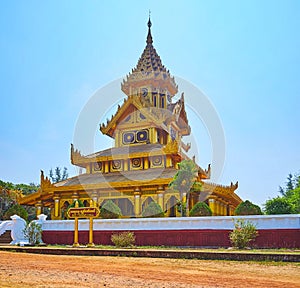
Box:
147 11 153 44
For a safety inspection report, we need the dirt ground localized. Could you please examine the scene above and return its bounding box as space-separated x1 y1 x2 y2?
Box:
0 251 299 288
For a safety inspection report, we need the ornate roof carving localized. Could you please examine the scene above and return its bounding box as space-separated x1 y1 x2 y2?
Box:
70 144 86 167
40 170 54 190
168 93 190 135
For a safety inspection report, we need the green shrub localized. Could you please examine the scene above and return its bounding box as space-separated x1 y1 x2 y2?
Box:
234 200 262 215
100 200 122 219
264 197 294 214
68 200 84 209
111 231 135 247
189 202 212 217
142 202 164 218
23 222 43 245
3 204 28 221
229 219 258 249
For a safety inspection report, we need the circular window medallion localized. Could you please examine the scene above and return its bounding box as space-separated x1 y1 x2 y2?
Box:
152 156 162 166
123 132 135 144
112 160 121 169
137 130 148 142
132 158 141 167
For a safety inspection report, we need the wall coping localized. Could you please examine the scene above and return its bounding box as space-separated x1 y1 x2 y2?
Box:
40 214 300 231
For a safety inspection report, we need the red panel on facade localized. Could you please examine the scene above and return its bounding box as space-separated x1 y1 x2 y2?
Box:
42 229 300 248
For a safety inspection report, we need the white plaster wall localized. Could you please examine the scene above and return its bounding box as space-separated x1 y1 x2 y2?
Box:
41 214 300 231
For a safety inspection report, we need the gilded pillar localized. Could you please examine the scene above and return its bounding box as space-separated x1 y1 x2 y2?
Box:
149 128 154 143
208 198 216 216
229 205 235 216
53 195 60 218
166 155 172 168
215 200 221 216
72 191 79 202
153 128 158 143
104 161 109 173
115 131 120 147
190 194 196 210
220 202 225 216
156 186 164 211
124 159 129 171
35 201 42 217
134 190 141 217
91 192 98 208
218 201 223 216
144 157 149 169
223 202 228 216
86 164 91 174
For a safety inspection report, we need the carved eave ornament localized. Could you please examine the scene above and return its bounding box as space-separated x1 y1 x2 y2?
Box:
205 164 211 178
40 170 54 190
70 144 86 167
169 93 191 136
230 181 239 190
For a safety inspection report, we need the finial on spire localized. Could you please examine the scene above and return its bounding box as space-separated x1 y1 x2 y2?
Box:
147 10 153 44
148 10 152 28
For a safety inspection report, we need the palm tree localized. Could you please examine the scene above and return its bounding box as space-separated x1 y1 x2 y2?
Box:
169 160 200 216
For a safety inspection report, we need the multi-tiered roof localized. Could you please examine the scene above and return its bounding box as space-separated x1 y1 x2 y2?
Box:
18 17 242 218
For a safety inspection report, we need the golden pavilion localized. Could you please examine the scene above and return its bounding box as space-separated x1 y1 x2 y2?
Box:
18 18 242 219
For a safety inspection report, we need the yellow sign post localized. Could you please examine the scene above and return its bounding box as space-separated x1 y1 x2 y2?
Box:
67 205 100 247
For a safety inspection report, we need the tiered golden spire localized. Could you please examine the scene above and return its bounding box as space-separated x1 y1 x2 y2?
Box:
121 16 178 96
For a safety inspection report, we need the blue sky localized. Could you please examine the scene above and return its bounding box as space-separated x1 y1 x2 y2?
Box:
0 0 299 207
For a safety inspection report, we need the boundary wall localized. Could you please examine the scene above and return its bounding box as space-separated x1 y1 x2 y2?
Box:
40 215 300 248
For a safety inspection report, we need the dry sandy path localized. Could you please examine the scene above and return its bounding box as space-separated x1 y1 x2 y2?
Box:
0 251 299 288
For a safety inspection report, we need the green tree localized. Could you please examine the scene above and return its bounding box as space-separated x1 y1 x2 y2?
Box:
189 202 212 217
264 197 294 214
0 180 39 221
0 188 16 219
286 173 294 193
295 175 300 189
49 167 68 183
169 160 199 216
0 180 14 190
14 183 39 195
287 187 300 214
100 200 122 219
278 186 285 196
3 204 28 221
234 200 262 215
265 172 300 214
142 202 164 218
